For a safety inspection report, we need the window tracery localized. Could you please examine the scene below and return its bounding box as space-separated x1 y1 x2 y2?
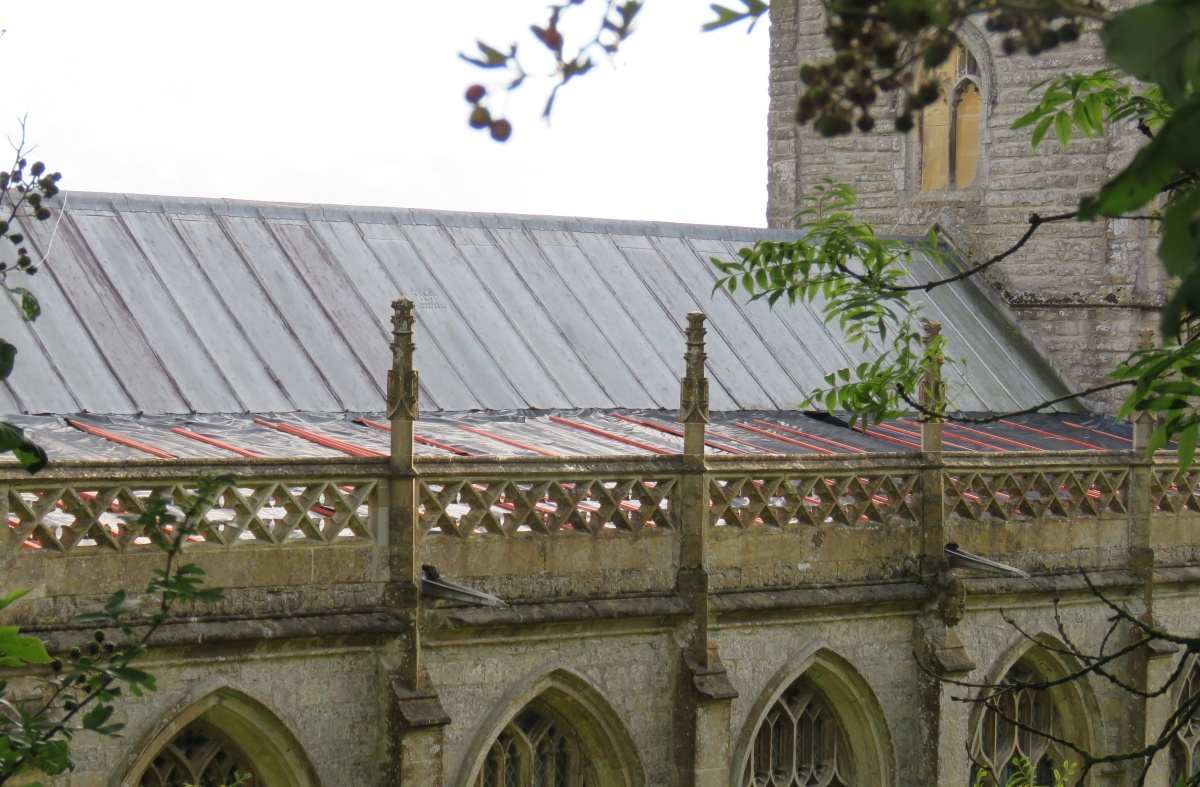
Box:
1169 660 1200 785
920 43 983 192
970 663 1061 787
742 677 854 787
137 719 259 787
477 703 597 787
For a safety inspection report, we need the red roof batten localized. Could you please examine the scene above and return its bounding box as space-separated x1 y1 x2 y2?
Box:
66 419 176 459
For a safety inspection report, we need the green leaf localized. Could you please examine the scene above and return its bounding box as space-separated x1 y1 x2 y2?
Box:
1103 0 1200 105
10 288 39 322
1054 111 1074 150
702 0 768 31
81 704 114 731
0 588 31 613
0 421 48 473
460 41 513 69
1071 100 1093 139
0 339 15 381
109 666 151 684
1179 421 1199 470
1030 116 1055 151
0 626 51 664
1159 186 1200 277
1080 98 1200 219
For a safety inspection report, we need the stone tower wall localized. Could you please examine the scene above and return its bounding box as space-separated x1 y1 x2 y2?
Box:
767 0 1166 411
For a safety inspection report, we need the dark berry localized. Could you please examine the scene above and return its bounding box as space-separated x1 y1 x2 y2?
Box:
469 106 491 129
490 119 512 142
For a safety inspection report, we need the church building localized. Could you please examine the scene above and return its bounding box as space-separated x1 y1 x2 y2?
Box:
0 6 1194 787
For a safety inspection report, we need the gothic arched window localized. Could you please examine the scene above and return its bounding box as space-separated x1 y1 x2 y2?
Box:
477 702 597 787
137 719 260 787
742 677 855 787
970 662 1062 787
1169 660 1200 784
920 43 983 192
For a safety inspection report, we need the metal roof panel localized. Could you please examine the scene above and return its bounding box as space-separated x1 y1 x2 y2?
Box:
0 192 1075 418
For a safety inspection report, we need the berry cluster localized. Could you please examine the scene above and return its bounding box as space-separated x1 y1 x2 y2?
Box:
794 0 1099 137
0 159 61 272
465 85 513 142
986 12 1080 55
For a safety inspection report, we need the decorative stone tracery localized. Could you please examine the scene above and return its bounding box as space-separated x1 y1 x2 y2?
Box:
970 663 1061 786
742 677 854 787
1169 660 1200 784
476 702 597 787
137 719 259 787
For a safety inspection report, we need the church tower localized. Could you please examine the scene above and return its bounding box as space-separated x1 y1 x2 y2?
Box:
767 0 1165 410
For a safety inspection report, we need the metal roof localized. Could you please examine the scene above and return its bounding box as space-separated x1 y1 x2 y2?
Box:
0 191 1073 416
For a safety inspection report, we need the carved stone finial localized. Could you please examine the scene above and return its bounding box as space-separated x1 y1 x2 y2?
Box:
920 321 945 418
681 312 709 424
1139 326 1154 352
922 321 942 345
388 298 419 422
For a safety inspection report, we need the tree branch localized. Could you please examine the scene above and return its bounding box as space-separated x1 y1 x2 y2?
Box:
892 211 1079 294
898 379 1135 424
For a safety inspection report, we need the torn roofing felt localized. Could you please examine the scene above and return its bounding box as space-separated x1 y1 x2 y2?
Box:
3 411 1133 462
0 191 1073 418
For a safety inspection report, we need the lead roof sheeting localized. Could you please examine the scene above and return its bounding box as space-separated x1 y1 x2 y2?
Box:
1 191 1074 417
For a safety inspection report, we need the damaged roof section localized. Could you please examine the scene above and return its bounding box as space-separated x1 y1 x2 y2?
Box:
0 192 1072 416
5 410 1133 462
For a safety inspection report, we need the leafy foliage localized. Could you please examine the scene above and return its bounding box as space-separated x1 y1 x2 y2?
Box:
1012 69 1171 151
1112 339 1200 466
702 0 769 32
0 475 232 786
712 180 953 427
0 123 61 474
463 0 1105 137
461 0 643 138
972 757 1076 787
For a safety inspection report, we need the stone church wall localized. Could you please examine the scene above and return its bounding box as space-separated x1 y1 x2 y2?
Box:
6 444 1200 787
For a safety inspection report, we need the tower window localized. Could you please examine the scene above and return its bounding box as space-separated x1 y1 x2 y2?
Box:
920 44 982 191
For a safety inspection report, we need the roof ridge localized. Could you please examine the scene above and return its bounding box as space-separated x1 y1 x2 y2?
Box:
51 190 803 242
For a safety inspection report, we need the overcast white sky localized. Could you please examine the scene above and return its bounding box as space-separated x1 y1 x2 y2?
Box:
1 2 769 227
